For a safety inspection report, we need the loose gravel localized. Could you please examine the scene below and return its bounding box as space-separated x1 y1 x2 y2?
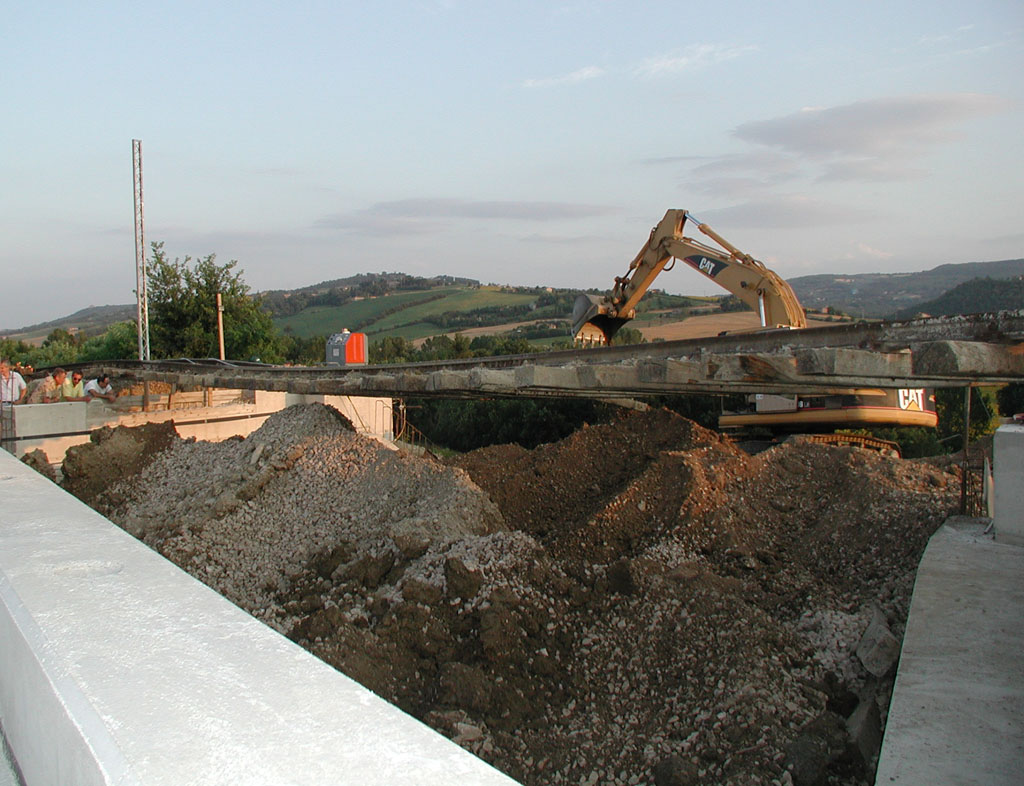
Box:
65 403 960 786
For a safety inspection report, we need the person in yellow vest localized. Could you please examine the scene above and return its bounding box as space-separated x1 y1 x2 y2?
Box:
61 370 88 401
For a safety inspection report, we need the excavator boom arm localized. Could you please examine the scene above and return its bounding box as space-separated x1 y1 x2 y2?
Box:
572 209 806 344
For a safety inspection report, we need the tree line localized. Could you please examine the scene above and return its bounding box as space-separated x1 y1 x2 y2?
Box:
261 273 480 317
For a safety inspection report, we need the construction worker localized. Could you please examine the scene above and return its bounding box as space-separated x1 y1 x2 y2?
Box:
0 358 27 405
27 368 67 404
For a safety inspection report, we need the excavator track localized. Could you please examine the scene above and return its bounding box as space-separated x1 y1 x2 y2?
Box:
802 433 902 457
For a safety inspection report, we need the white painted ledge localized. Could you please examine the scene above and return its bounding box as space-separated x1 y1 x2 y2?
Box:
0 450 518 786
994 424 1024 545
875 521 1024 785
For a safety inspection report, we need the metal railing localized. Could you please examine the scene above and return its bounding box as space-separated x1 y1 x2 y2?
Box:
0 404 14 455
960 455 992 517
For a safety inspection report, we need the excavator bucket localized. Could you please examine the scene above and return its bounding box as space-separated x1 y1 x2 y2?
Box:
571 293 630 345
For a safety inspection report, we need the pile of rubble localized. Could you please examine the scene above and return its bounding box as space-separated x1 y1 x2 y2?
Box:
63 403 959 786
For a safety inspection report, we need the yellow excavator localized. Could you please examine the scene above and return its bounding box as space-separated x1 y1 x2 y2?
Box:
572 209 937 435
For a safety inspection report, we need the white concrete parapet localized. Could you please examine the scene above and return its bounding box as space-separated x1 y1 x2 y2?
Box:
994 424 1024 546
0 451 518 785
875 520 1024 784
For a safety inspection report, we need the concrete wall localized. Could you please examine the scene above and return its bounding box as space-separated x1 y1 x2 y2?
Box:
0 450 518 786
2 391 395 463
994 424 1024 546
282 392 395 442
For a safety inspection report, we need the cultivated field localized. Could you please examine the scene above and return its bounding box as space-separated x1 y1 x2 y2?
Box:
636 311 842 341
274 287 539 340
434 311 845 346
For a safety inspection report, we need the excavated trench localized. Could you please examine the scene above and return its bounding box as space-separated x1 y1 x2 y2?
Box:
57 403 959 786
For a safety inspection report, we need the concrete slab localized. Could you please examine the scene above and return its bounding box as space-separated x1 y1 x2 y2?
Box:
0 738 19 786
994 424 1024 545
875 519 1024 785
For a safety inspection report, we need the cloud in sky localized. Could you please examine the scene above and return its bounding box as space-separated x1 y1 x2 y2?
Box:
633 43 756 78
523 42 754 88
733 93 1011 180
667 93 1013 199
649 150 804 200
316 198 618 234
639 154 711 166
701 195 878 229
522 66 605 88
986 230 1024 248
689 151 800 179
817 158 928 183
914 24 975 48
687 151 803 196
850 242 895 260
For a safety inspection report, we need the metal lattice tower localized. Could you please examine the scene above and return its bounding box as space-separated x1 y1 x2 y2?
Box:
132 139 151 361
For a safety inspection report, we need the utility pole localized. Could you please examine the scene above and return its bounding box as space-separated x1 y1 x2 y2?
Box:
960 385 973 514
132 139 151 361
216 292 226 360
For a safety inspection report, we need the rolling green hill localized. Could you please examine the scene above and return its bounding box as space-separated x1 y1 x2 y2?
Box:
275 290 454 338
274 286 546 340
894 277 1024 319
790 258 1024 317
1 304 135 345
8 258 1023 347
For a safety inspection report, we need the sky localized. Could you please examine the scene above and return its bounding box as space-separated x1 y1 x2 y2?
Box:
2 1 1022 330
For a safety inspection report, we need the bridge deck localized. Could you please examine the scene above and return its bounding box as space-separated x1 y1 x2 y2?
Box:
876 520 1024 784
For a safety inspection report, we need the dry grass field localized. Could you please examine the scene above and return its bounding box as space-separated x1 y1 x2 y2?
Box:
417 311 843 347
637 311 839 341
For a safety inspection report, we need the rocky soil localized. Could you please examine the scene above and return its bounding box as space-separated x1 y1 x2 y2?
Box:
61 403 960 786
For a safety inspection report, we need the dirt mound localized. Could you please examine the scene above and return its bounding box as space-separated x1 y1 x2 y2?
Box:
66 403 960 786
62 421 180 507
86 403 504 623
21 449 57 483
448 408 727 541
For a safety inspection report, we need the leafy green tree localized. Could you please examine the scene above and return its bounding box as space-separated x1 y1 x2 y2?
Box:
23 340 80 369
718 295 747 313
653 393 742 430
854 388 998 456
469 335 534 356
78 321 139 361
147 242 281 361
0 338 33 365
611 327 646 346
409 397 614 451
279 333 327 365
845 426 945 459
997 383 1024 417
43 328 82 349
936 387 999 448
370 336 416 364
4 321 158 369
419 335 456 360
